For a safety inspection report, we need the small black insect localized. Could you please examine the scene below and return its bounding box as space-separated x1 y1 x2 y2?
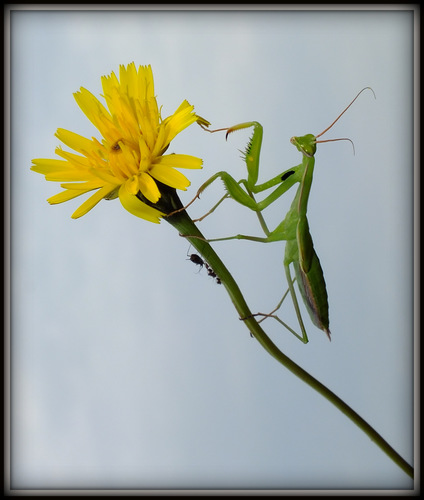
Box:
187 253 205 271
186 247 221 284
206 264 216 278
205 263 221 285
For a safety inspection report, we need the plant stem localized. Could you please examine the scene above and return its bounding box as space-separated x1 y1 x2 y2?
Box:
147 185 413 479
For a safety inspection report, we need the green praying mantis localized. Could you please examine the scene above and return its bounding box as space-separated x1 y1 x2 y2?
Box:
171 88 375 343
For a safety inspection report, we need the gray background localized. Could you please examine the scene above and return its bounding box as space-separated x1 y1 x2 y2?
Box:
9 7 414 490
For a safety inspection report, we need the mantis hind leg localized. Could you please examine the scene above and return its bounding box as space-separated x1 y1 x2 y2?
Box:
181 230 310 342
249 264 309 344
283 263 309 343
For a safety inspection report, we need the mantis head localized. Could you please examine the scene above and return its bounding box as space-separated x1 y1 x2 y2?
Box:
290 134 317 158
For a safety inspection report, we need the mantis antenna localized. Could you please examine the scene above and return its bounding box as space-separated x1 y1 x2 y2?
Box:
312 87 375 154
315 86 376 139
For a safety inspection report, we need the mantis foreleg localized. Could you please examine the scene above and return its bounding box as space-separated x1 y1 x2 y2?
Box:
185 163 303 217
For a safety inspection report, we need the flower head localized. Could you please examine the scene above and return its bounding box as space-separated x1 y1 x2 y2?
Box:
31 63 207 223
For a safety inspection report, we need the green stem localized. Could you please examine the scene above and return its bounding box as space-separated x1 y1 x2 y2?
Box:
146 186 413 479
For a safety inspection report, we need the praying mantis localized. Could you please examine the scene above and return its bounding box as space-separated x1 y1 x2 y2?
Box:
171 88 375 343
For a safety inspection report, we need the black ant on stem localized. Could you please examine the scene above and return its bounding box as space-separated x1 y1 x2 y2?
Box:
186 247 221 285
187 252 205 271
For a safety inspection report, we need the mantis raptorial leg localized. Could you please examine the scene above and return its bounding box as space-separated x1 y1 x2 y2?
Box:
169 88 375 343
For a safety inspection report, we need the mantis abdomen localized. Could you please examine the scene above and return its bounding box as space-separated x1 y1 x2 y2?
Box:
293 250 330 339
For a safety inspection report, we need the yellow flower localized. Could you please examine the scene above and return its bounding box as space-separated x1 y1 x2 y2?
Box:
31 63 206 223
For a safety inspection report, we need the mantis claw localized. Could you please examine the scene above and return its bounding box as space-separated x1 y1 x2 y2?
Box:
225 121 260 141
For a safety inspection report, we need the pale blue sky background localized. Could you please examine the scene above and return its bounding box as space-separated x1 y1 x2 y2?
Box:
8 6 416 491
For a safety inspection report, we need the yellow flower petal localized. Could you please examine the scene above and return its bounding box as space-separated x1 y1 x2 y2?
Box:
138 65 155 101
138 172 161 203
150 164 190 190
71 184 117 219
164 102 197 143
43 171 92 182
125 176 140 195
118 183 164 223
157 154 203 170
48 188 94 204
31 159 74 175
90 167 122 185
73 88 117 142
60 180 103 190
55 128 95 154
54 148 92 168
173 99 193 115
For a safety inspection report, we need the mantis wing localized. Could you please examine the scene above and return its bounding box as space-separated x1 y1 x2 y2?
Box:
294 216 330 339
